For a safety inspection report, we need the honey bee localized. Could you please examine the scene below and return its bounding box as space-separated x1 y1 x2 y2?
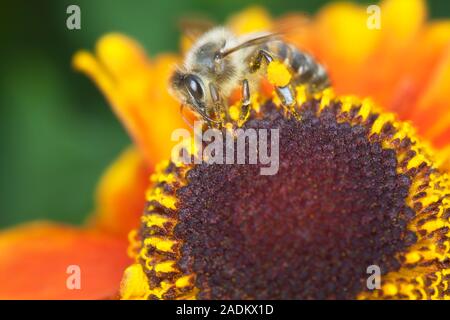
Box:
169 26 330 127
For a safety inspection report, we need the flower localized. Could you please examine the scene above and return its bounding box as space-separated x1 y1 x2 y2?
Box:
123 90 450 299
0 145 153 299
0 0 449 300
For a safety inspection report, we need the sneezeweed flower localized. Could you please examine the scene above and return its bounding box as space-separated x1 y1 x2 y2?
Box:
0 0 450 300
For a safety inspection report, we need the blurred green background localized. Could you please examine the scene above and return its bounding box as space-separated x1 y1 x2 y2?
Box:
0 0 449 228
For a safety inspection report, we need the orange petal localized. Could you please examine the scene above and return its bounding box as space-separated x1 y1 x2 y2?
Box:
412 48 450 148
357 0 427 107
73 33 187 165
227 6 273 35
388 21 450 119
379 0 426 49
311 2 380 94
0 222 130 299
276 13 316 55
437 146 450 172
88 147 150 238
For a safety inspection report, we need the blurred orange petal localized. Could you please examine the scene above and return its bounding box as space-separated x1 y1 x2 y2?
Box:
437 146 450 172
73 33 187 166
0 222 130 300
389 21 450 119
412 48 450 147
276 13 315 53
89 147 150 238
311 2 380 94
357 0 426 106
227 6 273 34
379 0 426 48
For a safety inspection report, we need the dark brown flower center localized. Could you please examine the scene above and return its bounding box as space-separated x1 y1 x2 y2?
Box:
174 101 416 299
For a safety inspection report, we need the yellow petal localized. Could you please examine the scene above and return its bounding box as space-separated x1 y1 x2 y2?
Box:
88 147 150 238
73 33 187 165
357 0 426 106
380 0 427 49
311 2 380 94
227 6 273 35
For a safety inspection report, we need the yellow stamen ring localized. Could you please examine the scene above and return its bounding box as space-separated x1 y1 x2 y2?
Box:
121 87 450 300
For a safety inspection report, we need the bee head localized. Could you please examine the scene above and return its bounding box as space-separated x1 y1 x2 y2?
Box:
169 69 208 116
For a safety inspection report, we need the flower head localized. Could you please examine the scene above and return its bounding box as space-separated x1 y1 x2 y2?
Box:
120 88 450 299
1 0 450 300
115 1 450 300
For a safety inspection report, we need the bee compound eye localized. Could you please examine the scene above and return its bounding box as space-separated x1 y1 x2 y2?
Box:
185 75 204 101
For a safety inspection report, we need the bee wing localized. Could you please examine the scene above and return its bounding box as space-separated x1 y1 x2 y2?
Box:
221 33 280 57
222 13 311 56
270 13 311 35
179 16 217 42
269 14 315 47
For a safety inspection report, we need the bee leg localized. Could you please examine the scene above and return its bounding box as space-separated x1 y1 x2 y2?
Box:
250 49 300 119
249 49 273 72
275 84 301 120
209 83 226 128
238 79 251 127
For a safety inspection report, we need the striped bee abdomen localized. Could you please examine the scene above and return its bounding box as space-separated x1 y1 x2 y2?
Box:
265 40 331 92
